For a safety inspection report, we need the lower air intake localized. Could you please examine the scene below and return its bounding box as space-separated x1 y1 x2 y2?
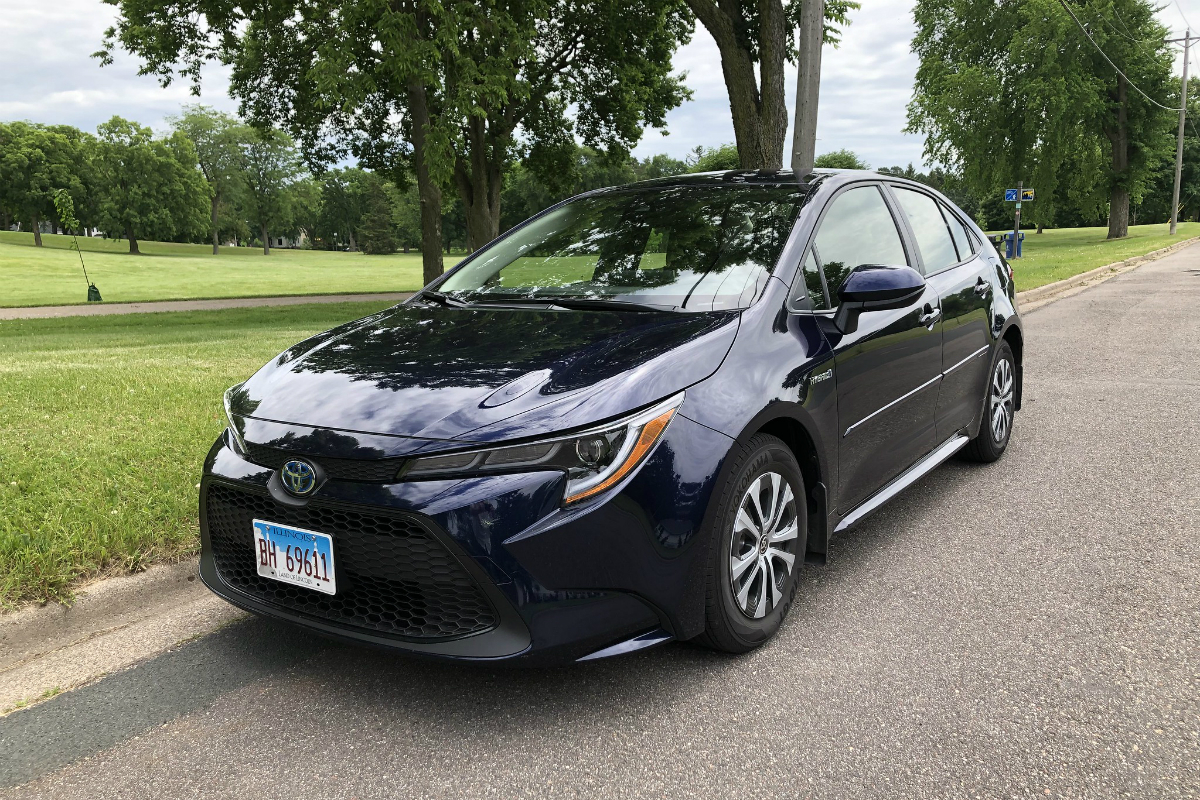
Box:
204 483 498 641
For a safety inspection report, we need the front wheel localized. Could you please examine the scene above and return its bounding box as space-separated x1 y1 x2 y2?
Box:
960 342 1016 463
696 434 807 654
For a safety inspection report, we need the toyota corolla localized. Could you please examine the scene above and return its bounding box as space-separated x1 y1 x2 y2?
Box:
202 169 1023 663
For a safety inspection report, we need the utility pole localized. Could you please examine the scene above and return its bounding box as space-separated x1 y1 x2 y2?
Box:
791 0 824 176
1170 30 1191 235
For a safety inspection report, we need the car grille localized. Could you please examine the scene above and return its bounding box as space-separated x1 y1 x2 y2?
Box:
204 483 498 640
242 443 403 483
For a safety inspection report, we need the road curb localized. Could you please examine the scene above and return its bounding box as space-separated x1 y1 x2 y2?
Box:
0 559 245 715
1014 235 1200 311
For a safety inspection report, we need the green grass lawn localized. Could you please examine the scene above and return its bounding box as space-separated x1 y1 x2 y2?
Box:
0 300 395 607
993 222 1200 292
0 232 445 307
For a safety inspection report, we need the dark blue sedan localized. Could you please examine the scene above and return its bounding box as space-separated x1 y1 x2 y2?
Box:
204 169 1023 663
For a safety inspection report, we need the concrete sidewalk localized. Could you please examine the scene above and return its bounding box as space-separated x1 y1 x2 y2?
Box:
0 292 414 320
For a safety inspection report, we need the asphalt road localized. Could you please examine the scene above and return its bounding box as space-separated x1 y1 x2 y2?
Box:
3 247 1199 799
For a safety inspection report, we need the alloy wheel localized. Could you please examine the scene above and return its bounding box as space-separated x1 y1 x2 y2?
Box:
729 472 799 619
990 357 1014 444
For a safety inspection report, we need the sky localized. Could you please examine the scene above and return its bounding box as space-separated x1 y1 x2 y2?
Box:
2 0 1199 171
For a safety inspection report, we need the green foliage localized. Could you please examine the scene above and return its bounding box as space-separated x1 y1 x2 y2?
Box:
313 168 370 251
238 128 303 251
357 176 399 255
0 122 95 242
169 105 255 250
813 149 870 169
687 144 741 172
98 0 696 267
907 0 1174 233
92 116 209 252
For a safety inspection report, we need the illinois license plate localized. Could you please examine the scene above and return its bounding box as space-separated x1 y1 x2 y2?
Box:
252 519 336 595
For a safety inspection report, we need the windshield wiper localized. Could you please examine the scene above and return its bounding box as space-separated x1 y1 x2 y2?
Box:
467 296 673 313
417 290 475 308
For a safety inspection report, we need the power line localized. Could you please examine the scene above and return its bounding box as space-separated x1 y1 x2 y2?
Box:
1056 0 1180 111
1171 0 1195 33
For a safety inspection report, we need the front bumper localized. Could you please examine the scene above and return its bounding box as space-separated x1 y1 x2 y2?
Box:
199 413 734 664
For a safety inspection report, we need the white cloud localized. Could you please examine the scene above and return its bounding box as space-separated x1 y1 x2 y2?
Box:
0 0 237 134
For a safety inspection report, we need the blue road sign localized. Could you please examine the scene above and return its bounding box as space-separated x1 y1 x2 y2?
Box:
1005 189 1018 202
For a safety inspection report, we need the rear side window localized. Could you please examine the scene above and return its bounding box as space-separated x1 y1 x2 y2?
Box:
893 187 959 273
811 186 908 295
941 204 975 260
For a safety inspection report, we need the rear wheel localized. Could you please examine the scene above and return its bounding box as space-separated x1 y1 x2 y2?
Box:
961 342 1016 463
696 434 806 653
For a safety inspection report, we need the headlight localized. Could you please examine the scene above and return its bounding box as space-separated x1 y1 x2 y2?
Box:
223 385 247 454
400 393 683 505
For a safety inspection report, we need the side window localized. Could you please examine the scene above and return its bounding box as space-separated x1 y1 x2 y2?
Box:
812 186 907 296
941 203 975 260
892 187 959 273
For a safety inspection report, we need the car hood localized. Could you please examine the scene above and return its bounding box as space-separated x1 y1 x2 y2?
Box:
231 304 739 454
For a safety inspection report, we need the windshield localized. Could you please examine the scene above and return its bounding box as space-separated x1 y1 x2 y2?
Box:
438 184 808 311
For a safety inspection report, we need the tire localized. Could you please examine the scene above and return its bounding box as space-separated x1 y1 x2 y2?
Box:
695 433 807 654
960 341 1016 463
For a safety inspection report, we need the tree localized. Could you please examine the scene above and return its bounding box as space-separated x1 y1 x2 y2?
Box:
908 0 1173 239
813 148 868 169
358 175 399 255
238 128 302 255
684 0 858 170
687 143 741 172
638 152 688 179
91 116 208 253
0 122 94 246
315 168 370 252
99 0 694 284
170 105 252 254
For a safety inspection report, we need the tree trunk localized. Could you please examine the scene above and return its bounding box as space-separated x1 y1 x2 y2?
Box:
126 224 140 255
211 192 221 255
348 229 358 252
686 0 788 170
31 213 43 247
407 81 445 286
261 223 271 255
1036 222 1044 234
1106 75 1131 240
454 115 504 251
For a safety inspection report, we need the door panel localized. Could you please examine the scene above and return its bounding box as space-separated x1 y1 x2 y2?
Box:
928 259 993 438
832 285 943 512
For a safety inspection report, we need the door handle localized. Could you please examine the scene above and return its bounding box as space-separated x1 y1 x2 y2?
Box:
918 305 941 329
974 278 991 298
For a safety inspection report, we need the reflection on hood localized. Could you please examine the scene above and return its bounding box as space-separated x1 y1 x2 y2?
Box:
233 304 739 443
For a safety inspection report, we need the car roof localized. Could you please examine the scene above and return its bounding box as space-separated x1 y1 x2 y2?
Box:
606 168 905 193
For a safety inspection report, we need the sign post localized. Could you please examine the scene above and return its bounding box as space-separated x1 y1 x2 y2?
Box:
1002 183 1034 258
1012 180 1022 259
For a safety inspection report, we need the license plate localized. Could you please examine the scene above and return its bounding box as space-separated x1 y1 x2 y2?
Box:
252 519 336 595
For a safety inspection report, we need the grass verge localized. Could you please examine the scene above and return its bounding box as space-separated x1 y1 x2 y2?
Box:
993 222 1200 292
0 232 449 307
0 300 395 607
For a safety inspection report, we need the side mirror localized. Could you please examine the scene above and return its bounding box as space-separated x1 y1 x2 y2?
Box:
834 264 925 334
